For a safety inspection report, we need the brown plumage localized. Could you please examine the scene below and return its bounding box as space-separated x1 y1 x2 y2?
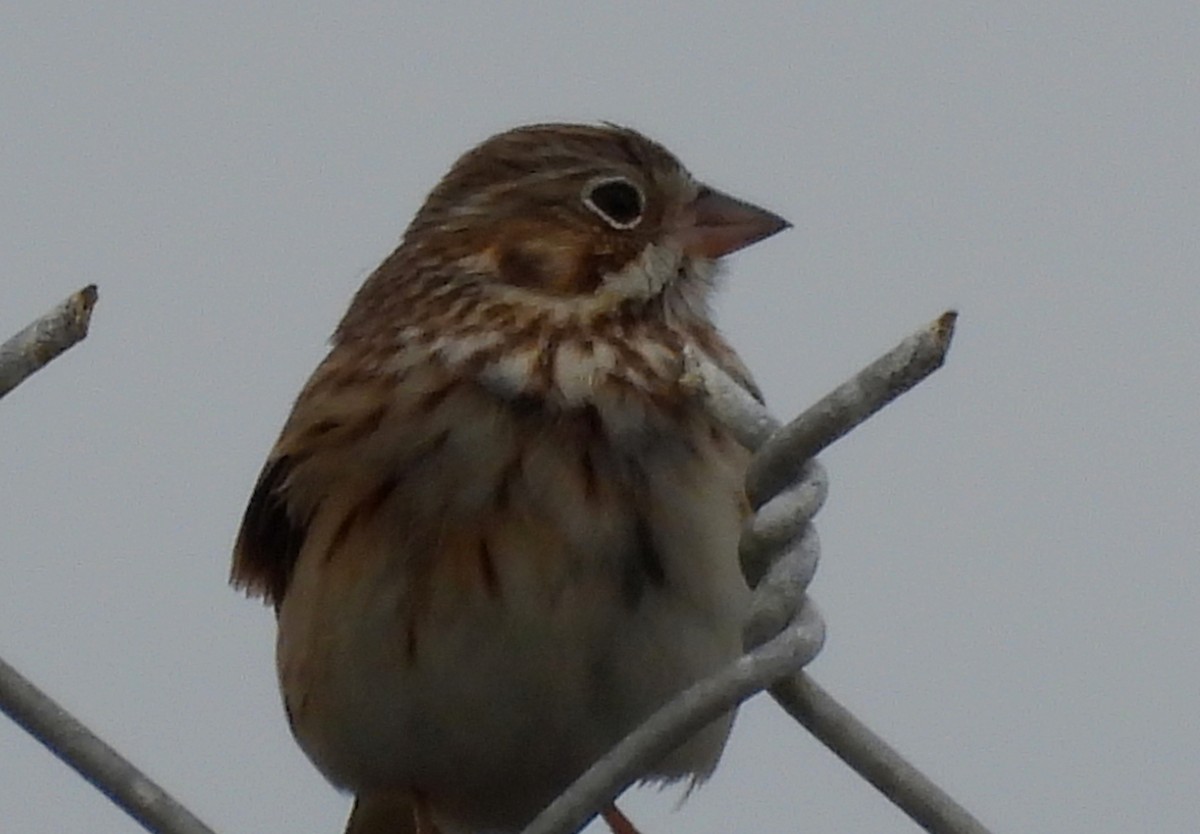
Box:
232 123 789 834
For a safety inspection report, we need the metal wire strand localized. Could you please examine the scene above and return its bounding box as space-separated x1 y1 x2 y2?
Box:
2 298 987 834
697 311 993 834
0 285 98 401
0 656 218 834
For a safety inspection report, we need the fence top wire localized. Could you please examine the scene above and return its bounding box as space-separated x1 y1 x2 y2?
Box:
2 295 989 834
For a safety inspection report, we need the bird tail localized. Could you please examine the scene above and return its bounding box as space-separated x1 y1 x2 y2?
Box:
344 793 418 834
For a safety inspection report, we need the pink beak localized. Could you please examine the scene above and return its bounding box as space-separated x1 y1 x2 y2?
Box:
677 186 791 259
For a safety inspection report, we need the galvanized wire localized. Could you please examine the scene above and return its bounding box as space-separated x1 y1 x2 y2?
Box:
0 285 98 401
2 298 990 834
0 656 218 834
691 311 994 834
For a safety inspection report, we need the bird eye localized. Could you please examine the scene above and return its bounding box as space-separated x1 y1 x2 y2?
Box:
583 177 644 229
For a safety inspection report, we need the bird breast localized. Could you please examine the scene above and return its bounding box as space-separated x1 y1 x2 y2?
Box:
274 334 752 829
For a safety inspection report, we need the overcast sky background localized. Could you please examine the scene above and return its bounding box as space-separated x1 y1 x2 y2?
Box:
3 3 1197 833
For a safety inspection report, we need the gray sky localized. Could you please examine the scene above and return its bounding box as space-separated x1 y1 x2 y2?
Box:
3 3 1197 832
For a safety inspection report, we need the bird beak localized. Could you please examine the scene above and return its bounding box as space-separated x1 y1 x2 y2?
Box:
676 186 791 260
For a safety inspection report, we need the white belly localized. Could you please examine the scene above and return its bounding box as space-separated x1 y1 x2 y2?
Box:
276 396 750 831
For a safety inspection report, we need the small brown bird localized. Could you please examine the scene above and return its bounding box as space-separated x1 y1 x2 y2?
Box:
232 123 789 834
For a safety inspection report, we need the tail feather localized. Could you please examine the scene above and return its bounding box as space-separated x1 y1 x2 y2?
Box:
344 793 418 834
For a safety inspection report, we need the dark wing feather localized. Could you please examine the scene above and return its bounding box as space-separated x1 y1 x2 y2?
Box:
231 454 304 606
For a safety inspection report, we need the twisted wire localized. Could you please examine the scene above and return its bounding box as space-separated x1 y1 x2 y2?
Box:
1 296 989 834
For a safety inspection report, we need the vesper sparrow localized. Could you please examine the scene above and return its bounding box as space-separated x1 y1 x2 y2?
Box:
232 123 790 834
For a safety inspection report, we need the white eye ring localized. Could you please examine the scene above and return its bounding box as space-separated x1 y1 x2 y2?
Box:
582 176 645 230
